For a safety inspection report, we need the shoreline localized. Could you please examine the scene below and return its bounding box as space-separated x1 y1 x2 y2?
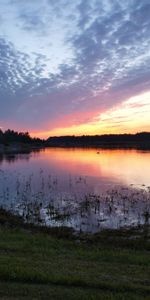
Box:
0 143 45 154
0 207 149 299
0 143 150 154
0 207 149 242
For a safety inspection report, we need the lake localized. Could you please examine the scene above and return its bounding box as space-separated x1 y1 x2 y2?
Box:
0 148 150 232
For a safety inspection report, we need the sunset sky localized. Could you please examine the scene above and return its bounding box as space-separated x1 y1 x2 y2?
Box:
0 0 150 138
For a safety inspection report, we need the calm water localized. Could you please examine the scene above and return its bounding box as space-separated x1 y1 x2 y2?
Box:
0 148 150 232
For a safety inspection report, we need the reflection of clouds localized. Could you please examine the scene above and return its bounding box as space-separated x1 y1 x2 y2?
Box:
0 148 150 232
0 147 150 191
1 167 150 232
0 1 150 133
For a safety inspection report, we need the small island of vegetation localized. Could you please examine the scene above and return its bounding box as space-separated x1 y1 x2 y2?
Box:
0 129 44 154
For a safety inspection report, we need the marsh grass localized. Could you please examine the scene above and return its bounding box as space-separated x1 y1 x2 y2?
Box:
0 170 150 232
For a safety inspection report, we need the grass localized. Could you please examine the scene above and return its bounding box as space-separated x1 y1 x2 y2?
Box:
0 209 149 299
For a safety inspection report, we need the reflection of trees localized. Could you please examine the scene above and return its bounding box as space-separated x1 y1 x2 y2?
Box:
0 147 43 164
0 153 31 165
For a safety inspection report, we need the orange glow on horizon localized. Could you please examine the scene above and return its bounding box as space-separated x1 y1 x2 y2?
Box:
30 91 150 139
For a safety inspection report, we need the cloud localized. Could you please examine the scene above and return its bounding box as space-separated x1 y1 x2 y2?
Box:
0 0 150 134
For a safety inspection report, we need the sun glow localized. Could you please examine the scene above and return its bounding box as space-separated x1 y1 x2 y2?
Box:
31 91 150 139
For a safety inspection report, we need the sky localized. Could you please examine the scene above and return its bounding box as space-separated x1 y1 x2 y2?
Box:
0 0 150 138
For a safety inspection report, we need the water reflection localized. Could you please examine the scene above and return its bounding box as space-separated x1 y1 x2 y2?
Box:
0 153 31 164
0 148 150 232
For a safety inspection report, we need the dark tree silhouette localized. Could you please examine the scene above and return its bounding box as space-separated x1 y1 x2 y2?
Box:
47 132 150 149
0 129 150 149
0 129 44 145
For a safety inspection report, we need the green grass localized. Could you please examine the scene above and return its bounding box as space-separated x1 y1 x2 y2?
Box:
0 209 149 299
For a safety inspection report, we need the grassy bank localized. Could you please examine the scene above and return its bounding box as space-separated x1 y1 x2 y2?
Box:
0 209 149 299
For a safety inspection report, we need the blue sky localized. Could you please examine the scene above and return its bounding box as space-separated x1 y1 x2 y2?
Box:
0 0 150 137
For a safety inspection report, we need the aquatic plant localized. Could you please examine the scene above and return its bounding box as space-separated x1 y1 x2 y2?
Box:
0 170 149 233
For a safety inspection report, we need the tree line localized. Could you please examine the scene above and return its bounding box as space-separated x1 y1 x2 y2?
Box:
47 132 150 149
0 129 150 149
0 129 43 145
